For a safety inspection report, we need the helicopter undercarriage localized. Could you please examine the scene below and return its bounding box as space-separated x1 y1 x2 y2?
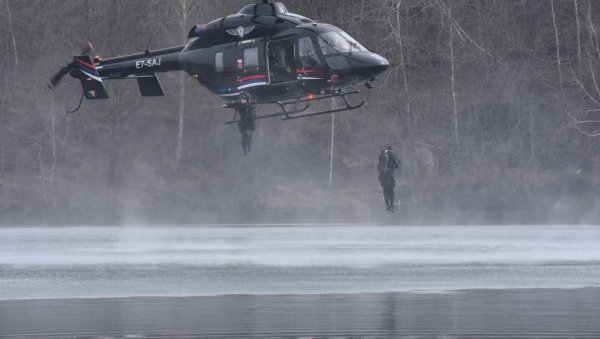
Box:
224 90 365 125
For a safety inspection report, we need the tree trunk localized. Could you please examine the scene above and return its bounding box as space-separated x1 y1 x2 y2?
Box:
50 90 56 187
329 99 335 187
588 0 593 44
528 94 536 161
449 1 459 146
5 0 19 68
0 95 4 174
551 0 563 89
588 0 599 59
575 0 582 63
396 0 412 126
174 0 189 170
176 72 186 170
108 106 121 224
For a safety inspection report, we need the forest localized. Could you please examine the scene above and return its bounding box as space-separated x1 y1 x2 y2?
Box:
1 0 599 225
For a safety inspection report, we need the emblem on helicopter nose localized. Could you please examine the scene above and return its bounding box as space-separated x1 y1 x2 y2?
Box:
227 25 255 38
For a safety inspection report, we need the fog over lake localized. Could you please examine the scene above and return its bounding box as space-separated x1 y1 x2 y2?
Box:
2 225 599 300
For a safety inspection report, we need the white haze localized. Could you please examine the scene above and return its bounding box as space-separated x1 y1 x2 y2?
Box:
1 225 600 267
1 225 600 299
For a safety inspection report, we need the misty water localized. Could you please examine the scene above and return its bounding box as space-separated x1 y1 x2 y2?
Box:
1 225 600 300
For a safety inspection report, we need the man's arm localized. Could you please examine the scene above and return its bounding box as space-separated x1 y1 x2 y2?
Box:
391 153 400 169
377 151 385 173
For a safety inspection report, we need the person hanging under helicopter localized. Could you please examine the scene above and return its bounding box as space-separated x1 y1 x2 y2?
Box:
236 94 256 156
377 146 401 212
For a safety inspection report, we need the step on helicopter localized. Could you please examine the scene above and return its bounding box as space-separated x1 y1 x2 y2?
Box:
48 0 390 155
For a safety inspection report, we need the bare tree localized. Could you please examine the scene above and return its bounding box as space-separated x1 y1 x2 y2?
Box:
0 95 4 174
575 0 582 63
172 0 198 170
448 0 459 146
4 0 18 67
551 0 563 89
567 0 600 136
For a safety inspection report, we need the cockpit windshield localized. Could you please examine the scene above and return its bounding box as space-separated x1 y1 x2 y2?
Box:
318 31 368 55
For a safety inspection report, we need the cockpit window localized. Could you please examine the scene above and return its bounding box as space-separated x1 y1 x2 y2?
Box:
318 31 367 55
339 31 368 51
318 36 337 56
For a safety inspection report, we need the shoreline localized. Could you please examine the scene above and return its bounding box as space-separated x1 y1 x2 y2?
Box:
1 285 598 302
1 223 599 228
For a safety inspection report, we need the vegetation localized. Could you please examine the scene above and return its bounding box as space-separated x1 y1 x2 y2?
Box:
1 0 599 225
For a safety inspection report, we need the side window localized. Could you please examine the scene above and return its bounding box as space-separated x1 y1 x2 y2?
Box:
215 52 223 72
299 37 322 69
244 47 259 70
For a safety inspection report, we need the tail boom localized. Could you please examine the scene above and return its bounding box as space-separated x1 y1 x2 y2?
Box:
96 49 182 80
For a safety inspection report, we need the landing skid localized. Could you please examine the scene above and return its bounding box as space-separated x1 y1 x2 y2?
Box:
225 90 365 125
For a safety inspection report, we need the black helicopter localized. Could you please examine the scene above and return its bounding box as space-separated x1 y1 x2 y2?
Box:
49 0 389 155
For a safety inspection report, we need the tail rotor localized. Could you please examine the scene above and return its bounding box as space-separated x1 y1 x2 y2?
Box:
47 65 71 89
47 41 96 89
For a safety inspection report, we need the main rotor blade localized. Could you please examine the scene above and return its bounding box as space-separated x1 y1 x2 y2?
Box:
81 41 95 56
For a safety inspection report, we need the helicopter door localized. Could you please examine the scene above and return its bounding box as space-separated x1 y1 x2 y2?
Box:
267 39 297 84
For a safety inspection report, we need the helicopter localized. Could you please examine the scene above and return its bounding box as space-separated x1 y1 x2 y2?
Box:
48 0 390 155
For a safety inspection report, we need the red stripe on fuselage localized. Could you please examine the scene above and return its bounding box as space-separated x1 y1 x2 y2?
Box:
77 59 97 70
237 74 267 83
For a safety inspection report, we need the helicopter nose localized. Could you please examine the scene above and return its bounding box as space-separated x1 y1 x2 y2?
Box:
367 53 389 76
345 52 389 79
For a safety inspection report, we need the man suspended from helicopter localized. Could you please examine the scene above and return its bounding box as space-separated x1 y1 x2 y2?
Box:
236 94 256 156
378 146 401 212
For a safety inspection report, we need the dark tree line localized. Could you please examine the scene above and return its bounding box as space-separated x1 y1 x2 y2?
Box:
0 0 599 225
